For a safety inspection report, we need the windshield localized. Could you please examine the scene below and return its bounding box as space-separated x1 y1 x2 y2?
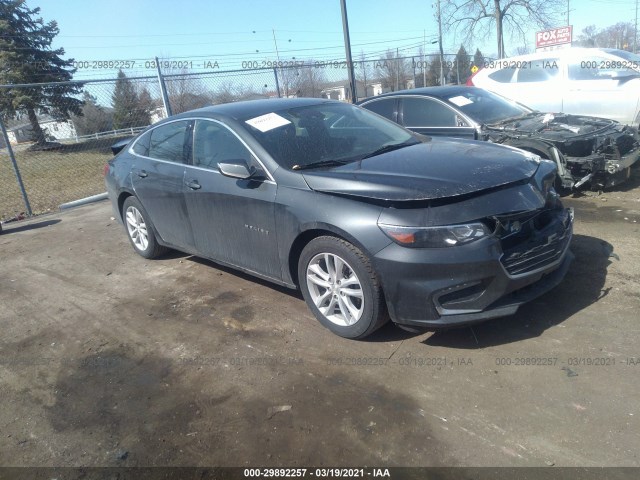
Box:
446 89 531 124
241 102 415 170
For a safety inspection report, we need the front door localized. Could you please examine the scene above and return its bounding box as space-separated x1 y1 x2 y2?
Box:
183 119 281 279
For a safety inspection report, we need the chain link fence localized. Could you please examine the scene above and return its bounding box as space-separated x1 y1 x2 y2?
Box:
0 53 480 222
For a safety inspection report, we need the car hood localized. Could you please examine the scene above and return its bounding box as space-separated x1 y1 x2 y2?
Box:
302 139 540 201
485 112 625 141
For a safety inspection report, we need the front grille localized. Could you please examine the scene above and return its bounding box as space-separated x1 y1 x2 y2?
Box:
496 208 572 276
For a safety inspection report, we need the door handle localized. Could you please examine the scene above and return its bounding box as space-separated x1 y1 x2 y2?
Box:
185 180 201 190
136 170 148 178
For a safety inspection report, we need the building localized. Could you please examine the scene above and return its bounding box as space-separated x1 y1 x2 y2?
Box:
320 78 415 102
1 114 77 146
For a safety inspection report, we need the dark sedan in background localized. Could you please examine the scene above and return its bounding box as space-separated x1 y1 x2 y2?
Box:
358 86 640 191
106 98 573 339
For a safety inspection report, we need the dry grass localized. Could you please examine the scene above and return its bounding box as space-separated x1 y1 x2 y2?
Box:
0 136 131 221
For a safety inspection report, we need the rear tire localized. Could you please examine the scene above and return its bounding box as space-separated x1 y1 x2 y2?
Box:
298 236 388 339
122 196 168 259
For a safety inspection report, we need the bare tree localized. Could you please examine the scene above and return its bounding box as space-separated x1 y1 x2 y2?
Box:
211 82 262 105
162 69 212 114
576 25 599 47
442 0 564 58
576 22 635 50
375 50 411 92
356 51 374 96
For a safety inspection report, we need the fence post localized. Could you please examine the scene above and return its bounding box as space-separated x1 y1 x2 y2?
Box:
0 116 32 216
155 56 173 117
273 68 281 98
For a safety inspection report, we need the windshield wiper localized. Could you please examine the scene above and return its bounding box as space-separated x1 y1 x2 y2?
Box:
292 159 350 170
361 140 419 160
487 112 540 126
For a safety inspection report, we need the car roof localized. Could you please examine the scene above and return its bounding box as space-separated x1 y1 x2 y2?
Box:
170 97 341 121
479 47 630 63
358 85 482 103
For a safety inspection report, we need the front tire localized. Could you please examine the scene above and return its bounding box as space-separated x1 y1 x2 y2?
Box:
298 236 388 339
122 196 168 259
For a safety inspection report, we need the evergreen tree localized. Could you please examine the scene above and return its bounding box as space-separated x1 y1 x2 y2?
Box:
473 49 485 70
426 56 449 86
450 45 471 84
72 91 113 136
136 87 153 125
0 0 82 144
111 70 149 129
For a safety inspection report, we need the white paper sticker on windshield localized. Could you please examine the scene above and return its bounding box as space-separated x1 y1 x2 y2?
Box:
448 95 473 107
245 112 291 132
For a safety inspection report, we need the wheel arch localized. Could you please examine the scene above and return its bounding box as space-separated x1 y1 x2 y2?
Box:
117 189 135 220
287 224 372 287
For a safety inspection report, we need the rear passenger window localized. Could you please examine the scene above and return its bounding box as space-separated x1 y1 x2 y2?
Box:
568 56 637 80
148 121 189 163
132 130 151 156
516 59 560 82
361 98 396 121
488 68 515 83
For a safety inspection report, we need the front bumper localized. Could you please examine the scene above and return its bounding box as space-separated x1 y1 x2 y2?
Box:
570 145 640 190
373 207 574 328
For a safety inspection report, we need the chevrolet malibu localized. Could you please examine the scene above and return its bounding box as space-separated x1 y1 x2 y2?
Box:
105 98 574 339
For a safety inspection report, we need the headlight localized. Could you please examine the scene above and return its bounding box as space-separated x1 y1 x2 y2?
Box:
378 222 490 248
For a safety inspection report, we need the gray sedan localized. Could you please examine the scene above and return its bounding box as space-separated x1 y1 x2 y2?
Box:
105 98 573 339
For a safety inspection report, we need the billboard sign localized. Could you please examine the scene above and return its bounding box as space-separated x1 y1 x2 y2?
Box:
536 26 573 48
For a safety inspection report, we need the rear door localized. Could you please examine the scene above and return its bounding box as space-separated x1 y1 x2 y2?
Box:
564 54 637 122
130 120 194 250
399 96 476 138
183 119 281 279
509 57 563 112
358 97 398 122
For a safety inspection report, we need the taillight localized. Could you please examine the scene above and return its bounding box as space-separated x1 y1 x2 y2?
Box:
103 164 110 176
466 68 481 86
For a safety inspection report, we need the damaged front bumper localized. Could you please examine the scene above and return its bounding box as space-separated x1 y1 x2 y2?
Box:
373 207 574 328
570 144 640 190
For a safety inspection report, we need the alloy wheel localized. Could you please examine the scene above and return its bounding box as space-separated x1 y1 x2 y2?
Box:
125 206 149 251
306 252 364 326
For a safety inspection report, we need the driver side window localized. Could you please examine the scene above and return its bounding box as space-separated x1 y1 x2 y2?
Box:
193 120 261 173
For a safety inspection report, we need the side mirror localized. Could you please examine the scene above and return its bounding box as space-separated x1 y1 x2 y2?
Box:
218 160 255 179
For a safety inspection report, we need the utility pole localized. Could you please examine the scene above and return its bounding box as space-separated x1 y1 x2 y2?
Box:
635 0 638 53
423 29 427 88
436 0 445 86
272 29 288 97
567 0 570 25
396 47 400 91
340 0 358 102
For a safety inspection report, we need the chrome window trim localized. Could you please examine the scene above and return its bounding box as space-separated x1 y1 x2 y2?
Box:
398 95 476 129
191 117 275 183
128 118 191 164
128 116 276 183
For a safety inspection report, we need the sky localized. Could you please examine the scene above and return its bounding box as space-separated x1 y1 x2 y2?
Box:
31 0 640 80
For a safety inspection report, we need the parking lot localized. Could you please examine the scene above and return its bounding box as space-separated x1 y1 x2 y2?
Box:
1 169 639 468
